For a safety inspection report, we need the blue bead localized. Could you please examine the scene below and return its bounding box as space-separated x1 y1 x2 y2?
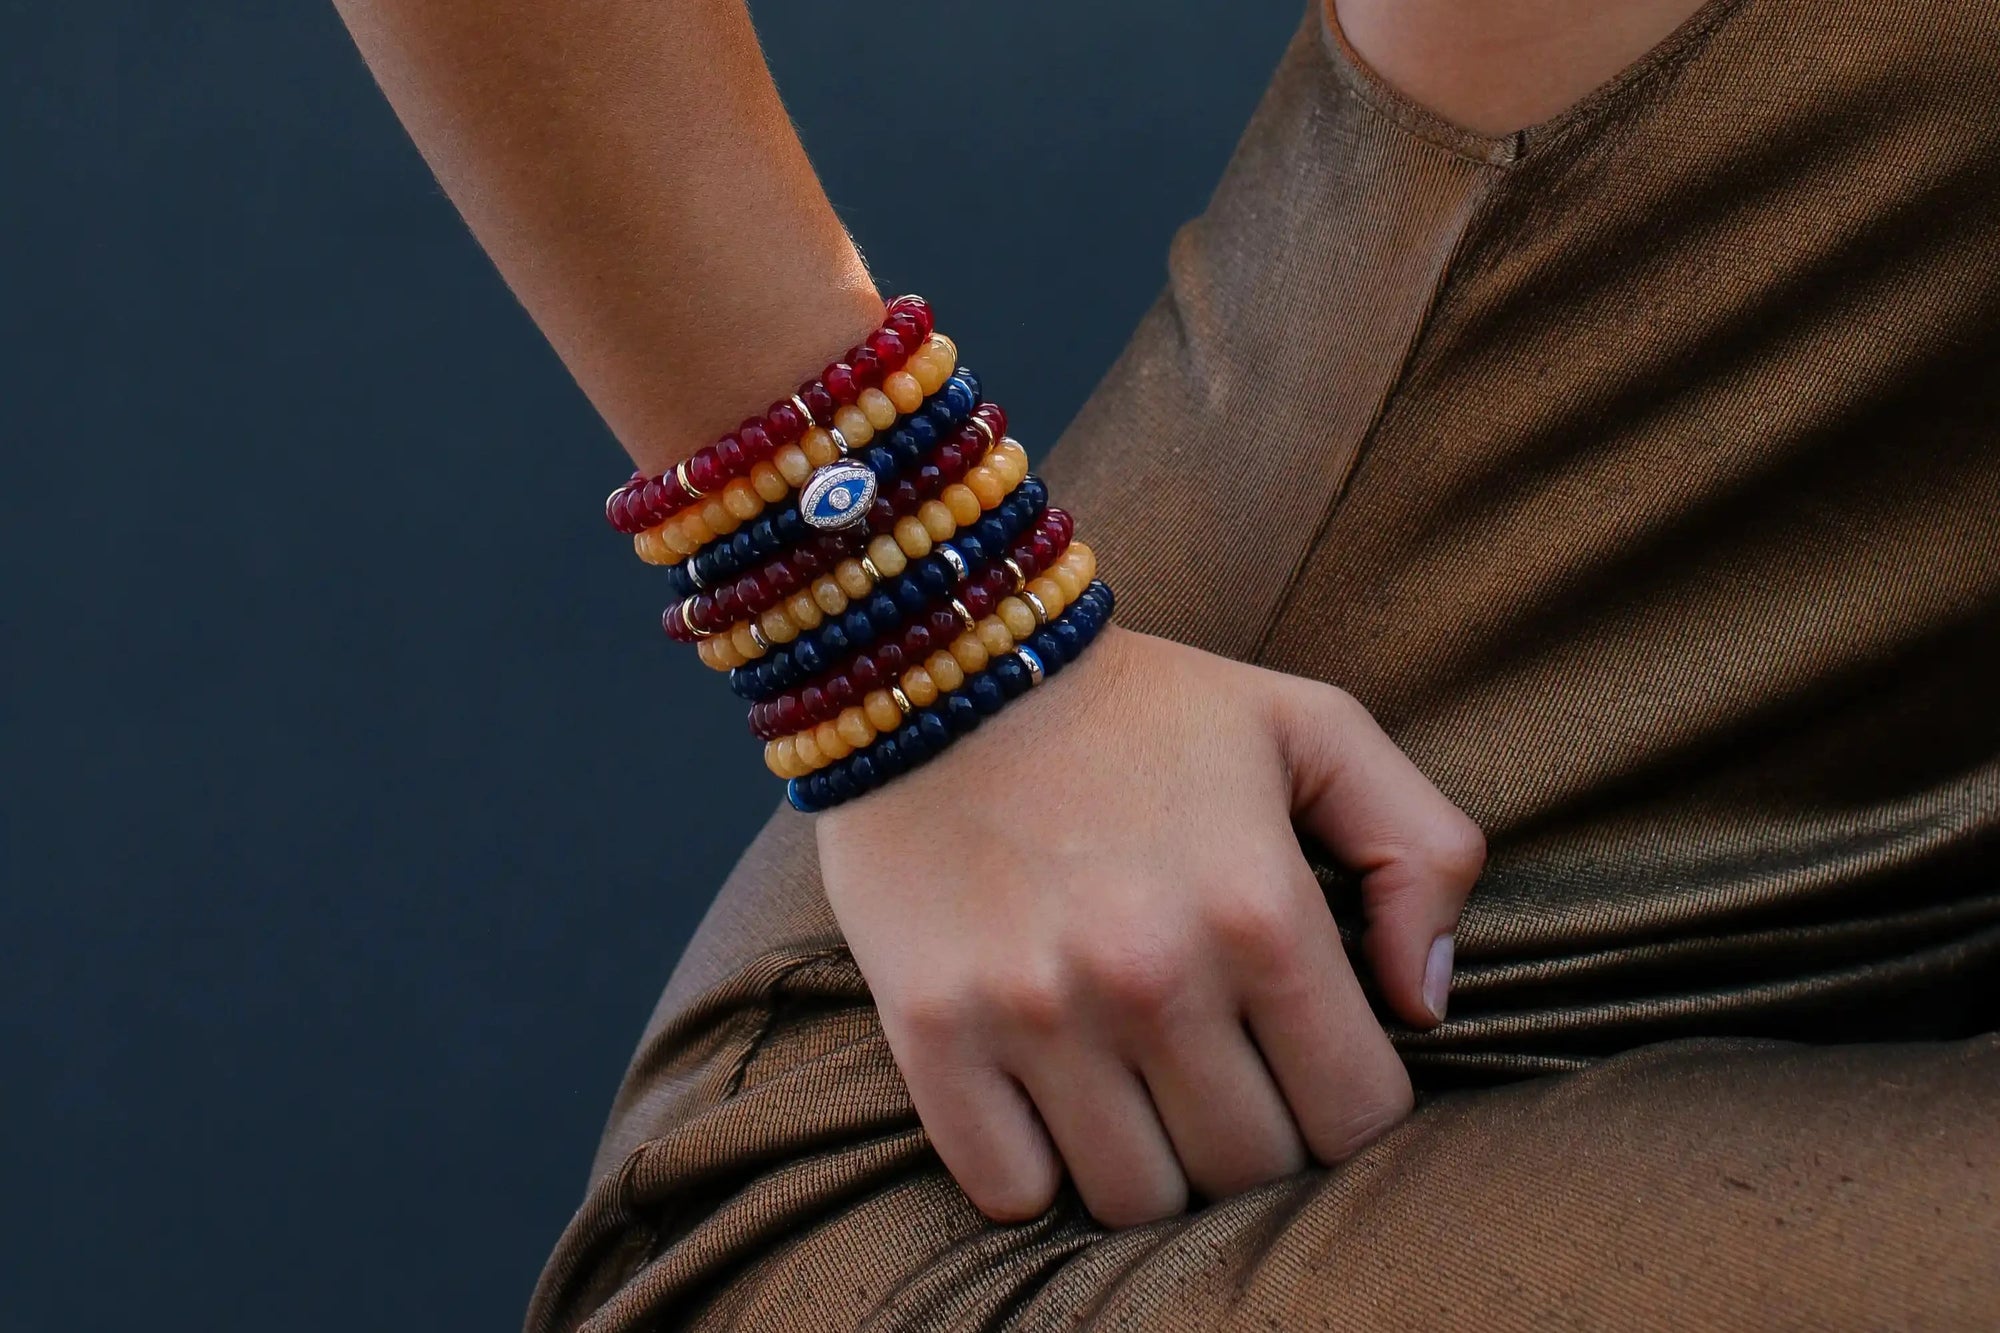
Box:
896 721 931 761
793 637 826 675
894 579 931 616
863 447 897 479
748 516 776 548
967 673 1006 715
892 438 924 471
841 605 874 640
917 711 953 750
807 772 832 808
817 622 851 657
955 368 981 402
972 516 1005 548
1051 619 1085 661
1028 628 1061 664
924 402 956 435
865 591 898 626
915 561 952 597
903 414 938 451
774 509 805 543
847 752 879 789
786 778 810 812
873 735 906 777
990 655 1029 698
954 533 987 566
826 767 859 803
1018 476 1047 510
944 693 980 734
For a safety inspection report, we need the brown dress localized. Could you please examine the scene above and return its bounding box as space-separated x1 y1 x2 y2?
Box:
529 0 2000 1326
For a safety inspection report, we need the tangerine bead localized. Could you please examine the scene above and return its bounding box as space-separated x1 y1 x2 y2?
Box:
1067 542 1097 583
976 616 1015 657
950 633 989 674
835 559 873 599
802 428 841 469
918 500 956 542
680 509 716 546
965 468 1007 508
663 520 699 557
864 689 903 733
883 371 923 414
1028 577 1065 617
893 516 932 559
794 731 823 769
836 707 875 750
858 387 898 431
760 608 798 645
927 332 956 364
750 462 789 503
814 719 851 762
786 590 823 629
700 497 735 535
866 534 907 578
999 597 1037 639
1051 564 1085 602
722 478 761 521
926 652 965 693
634 528 669 565
909 348 951 395
812 577 849 616
774 444 813 487
764 739 793 778
833 404 874 447
731 623 764 660
942 484 981 526
697 638 730 670
901 665 939 707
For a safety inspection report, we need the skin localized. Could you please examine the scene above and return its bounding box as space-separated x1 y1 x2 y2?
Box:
334 0 1703 1228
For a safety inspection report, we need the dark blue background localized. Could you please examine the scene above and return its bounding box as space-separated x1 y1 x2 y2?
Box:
3 3 1299 1326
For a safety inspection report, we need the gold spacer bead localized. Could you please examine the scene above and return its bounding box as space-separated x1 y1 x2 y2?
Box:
860 555 883 583
967 414 997 449
675 459 705 499
789 393 817 428
747 619 771 652
890 686 914 716
1003 557 1029 592
937 544 970 584
950 598 976 630
1021 589 1051 625
827 425 851 456
684 560 707 591
681 600 714 640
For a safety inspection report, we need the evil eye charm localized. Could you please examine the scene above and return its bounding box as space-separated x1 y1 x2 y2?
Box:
801 463 878 531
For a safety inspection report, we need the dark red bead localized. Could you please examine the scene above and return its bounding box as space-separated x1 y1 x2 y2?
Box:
886 310 924 348
735 570 768 608
934 443 966 478
979 567 1013 600
887 295 933 340
963 584 996 618
927 607 961 641
866 327 907 366
791 545 824 577
825 674 857 709
1027 533 1057 567
712 584 743 622
775 694 807 734
798 381 837 424
978 403 1007 439
851 655 882 691
609 489 635 532
824 363 859 404
874 643 906 678
738 419 773 463
690 593 719 631
866 499 897 533
764 399 806 446
764 558 799 597
639 478 668 522
1048 508 1073 543
903 624 933 658
850 345 885 389
915 464 944 497
799 685 827 721
714 434 747 476
887 480 921 513
661 603 689 641
686 450 723 493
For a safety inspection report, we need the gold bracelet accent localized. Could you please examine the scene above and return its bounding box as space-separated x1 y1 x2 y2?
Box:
789 393 817 429
828 425 851 456
967 414 997 450
890 686 914 717
860 555 884 582
950 598 977 630
747 619 772 652
1021 589 1051 625
1003 557 1029 592
675 459 705 500
680 601 714 640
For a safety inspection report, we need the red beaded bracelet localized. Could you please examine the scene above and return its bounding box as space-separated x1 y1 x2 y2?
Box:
604 295 935 535
747 508 1075 739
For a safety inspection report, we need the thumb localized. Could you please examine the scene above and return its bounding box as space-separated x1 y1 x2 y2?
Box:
1265 673 1485 1028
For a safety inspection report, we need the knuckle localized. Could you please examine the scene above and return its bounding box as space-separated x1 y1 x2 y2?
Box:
1075 940 1184 1020
1310 1080 1415 1163
1425 814 1488 886
984 968 1070 1037
1208 890 1299 966
965 1158 1060 1225
891 985 972 1047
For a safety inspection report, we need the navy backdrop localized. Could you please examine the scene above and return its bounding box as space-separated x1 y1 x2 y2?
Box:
3 3 1300 1326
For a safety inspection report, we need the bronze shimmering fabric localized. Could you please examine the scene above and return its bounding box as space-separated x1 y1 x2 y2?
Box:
530 0 2000 1326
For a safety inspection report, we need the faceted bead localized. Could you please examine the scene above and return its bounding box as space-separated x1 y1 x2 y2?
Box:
847 752 880 790
686 450 723 493
903 622 934 658
926 608 961 643
1068 542 1098 584
731 623 763 660
850 345 885 389
798 381 837 424
767 737 798 778
918 501 956 542
833 404 874 447
700 496 736 535
734 569 768 609
990 654 1029 698
968 673 1006 716
799 684 827 721
886 479 922 514
934 443 967 481
824 674 857 710
866 498 897 533
893 580 931 617
917 711 953 750
765 398 806 446
944 693 980 735
883 371 924 415
824 363 859 404
715 435 747 476
749 461 789 503
634 528 669 566
915 463 945 497
888 296 934 340
764 557 801 598
908 349 951 395
864 590 899 629
866 327 907 366
851 655 882 691
817 621 851 657
902 665 939 707
840 607 876 648
872 734 907 778
825 766 860 803
873 641 906 678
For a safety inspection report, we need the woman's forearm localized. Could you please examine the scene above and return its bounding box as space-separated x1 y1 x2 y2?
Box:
332 0 882 474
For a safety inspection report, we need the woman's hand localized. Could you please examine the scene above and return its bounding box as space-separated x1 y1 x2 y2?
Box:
817 627 1484 1229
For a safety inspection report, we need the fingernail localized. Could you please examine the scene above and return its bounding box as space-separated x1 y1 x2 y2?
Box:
1423 934 1455 1023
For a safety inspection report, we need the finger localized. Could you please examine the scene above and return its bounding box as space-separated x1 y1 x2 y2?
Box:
1236 863 1414 1163
886 1014 1061 1223
1266 675 1486 1026
1015 1046 1187 1228
1135 1016 1306 1202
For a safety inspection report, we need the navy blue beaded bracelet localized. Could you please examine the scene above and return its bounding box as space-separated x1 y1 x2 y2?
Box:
729 475 1051 703
663 370 984 599
787 580 1116 813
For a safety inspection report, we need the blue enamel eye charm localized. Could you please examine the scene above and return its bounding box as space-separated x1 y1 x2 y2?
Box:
800 463 878 531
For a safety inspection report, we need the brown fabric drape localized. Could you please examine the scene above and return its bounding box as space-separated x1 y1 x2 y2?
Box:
530 0 2000 1326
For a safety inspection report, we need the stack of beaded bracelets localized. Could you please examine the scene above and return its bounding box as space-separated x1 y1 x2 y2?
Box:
605 295 1114 813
